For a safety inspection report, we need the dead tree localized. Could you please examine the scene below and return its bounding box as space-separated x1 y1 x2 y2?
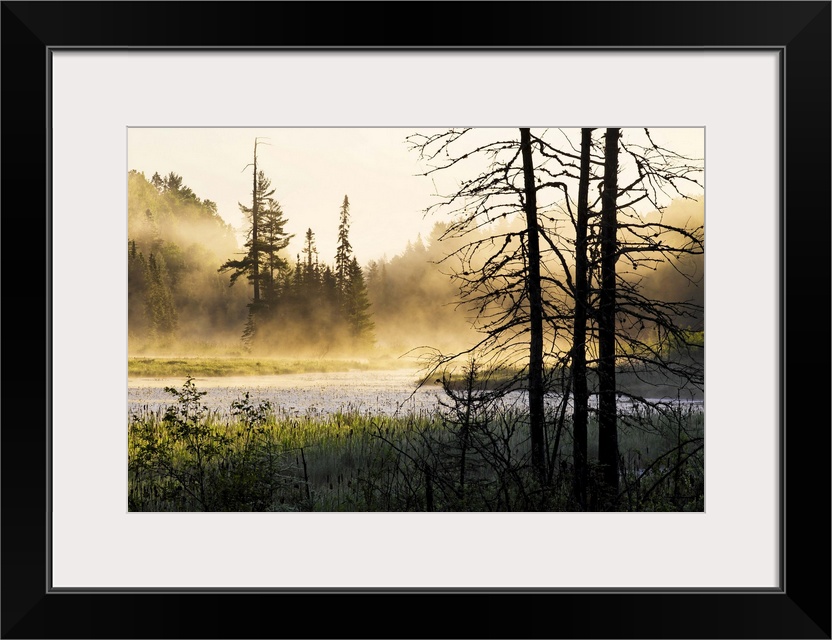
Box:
571 127 594 508
598 127 622 496
407 128 577 487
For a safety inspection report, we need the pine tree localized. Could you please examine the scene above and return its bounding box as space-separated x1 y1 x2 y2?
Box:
128 240 151 337
146 252 178 336
302 228 318 280
259 196 293 302
216 139 297 350
334 195 352 296
218 140 276 309
345 257 374 343
219 168 276 304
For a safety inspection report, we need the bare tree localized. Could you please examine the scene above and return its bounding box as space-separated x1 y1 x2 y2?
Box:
520 128 546 481
571 127 594 508
598 127 621 496
408 127 704 510
407 128 581 486
551 128 704 507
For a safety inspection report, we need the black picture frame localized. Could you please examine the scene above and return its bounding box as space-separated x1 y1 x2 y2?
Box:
2 2 829 638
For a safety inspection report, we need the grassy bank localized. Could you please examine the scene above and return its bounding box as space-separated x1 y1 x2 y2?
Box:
128 356 417 378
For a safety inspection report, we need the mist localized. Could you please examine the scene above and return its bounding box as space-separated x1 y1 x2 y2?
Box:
126 127 706 515
127 159 703 367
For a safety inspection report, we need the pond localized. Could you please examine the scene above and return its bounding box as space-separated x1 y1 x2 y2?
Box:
128 368 703 419
128 368 445 417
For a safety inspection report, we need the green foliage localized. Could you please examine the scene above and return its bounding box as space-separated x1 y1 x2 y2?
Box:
345 257 374 342
334 195 352 295
259 197 293 300
129 376 703 512
129 377 295 511
219 169 292 304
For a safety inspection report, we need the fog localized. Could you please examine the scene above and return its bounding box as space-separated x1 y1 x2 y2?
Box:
127 128 704 367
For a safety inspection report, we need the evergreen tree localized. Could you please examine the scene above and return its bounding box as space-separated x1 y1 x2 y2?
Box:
146 252 178 336
219 168 276 307
320 265 338 303
128 170 249 347
301 227 318 279
259 196 293 302
216 139 298 350
144 209 162 250
163 172 183 193
345 257 374 343
128 240 150 337
334 195 352 296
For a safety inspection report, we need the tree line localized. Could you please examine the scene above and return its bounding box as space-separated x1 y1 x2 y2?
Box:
126 163 476 356
127 169 247 347
218 139 374 354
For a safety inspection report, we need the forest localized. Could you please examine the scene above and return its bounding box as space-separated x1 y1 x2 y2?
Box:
127 165 477 358
128 128 704 512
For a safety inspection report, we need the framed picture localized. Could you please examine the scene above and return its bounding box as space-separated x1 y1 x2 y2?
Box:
3 2 829 638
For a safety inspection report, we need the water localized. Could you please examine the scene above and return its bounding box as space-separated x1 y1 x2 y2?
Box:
128 368 704 419
128 368 445 418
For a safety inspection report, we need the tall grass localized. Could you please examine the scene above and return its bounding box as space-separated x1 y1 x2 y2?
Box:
129 378 703 512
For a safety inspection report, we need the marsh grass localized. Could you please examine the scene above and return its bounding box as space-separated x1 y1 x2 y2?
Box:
128 356 415 378
129 378 703 512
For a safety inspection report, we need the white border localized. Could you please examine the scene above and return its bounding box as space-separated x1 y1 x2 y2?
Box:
51 51 779 588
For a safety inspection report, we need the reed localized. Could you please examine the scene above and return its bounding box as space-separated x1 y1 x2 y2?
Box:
128 378 703 512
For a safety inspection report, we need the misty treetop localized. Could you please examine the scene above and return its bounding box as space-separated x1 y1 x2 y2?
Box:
215 140 376 354
242 223 376 353
128 158 702 362
127 166 391 356
128 170 249 348
127 129 703 367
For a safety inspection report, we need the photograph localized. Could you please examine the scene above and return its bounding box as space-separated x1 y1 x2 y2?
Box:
127 126 705 513
4 0 829 635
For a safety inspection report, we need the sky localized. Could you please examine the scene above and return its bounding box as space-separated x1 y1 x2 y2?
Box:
127 127 704 264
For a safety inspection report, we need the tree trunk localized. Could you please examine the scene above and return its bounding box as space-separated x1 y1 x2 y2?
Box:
599 128 620 499
519 128 546 483
251 140 260 305
572 127 593 508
